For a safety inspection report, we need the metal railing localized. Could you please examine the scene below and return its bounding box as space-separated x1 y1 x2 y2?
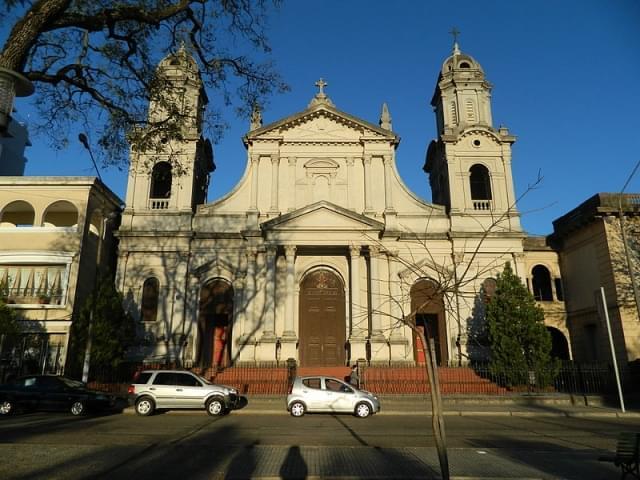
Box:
78 361 616 396
1 288 64 305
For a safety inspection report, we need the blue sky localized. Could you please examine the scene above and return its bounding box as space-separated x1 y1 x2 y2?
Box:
6 0 640 235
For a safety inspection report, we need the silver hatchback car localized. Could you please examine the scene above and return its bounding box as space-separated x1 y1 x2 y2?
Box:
286 375 380 418
128 370 239 416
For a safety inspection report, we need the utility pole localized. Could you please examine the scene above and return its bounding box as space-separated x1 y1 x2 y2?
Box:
79 133 104 383
617 159 640 323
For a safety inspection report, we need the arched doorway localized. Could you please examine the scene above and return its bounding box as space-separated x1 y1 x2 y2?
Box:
198 279 233 368
299 269 346 367
547 327 570 360
410 279 447 366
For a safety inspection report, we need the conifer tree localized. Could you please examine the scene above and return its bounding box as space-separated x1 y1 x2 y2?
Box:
69 275 136 373
486 262 559 387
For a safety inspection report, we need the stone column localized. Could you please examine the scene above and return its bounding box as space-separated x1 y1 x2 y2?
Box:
369 246 387 363
236 249 256 362
346 157 355 210
269 154 280 214
248 154 260 226
349 245 367 361
382 154 395 212
387 250 407 361
369 246 384 339
283 245 297 337
281 245 298 361
382 154 398 233
261 246 277 340
363 155 374 214
245 246 258 336
288 156 296 212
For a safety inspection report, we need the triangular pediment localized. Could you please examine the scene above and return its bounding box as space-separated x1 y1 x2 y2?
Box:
261 201 385 232
245 103 399 144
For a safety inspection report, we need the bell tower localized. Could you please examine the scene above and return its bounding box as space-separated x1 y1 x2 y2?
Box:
124 46 214 216
424 41 521 232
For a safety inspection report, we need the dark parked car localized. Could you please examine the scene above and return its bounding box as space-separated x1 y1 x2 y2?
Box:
0 375 117 416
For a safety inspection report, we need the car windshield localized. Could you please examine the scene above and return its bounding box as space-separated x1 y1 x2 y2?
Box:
195 373 212 385
59 377 86 389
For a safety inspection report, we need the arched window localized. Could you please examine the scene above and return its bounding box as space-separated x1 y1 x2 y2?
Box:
469 164 492 200
547 327 570 360
531 265 553 301
1 200 35 227
43 200 78 227
141 277 159 322
481 278 497 304
150 162 172 199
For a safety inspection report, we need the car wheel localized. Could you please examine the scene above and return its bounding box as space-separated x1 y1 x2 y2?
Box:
206 397 224 416
290 401 305 417
355 402 371 418
0 400 13 415
135 397 155 416
70 401 86 416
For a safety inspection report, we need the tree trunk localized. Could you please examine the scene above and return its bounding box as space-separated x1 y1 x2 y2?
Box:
0 0 71 72
419 329 450 480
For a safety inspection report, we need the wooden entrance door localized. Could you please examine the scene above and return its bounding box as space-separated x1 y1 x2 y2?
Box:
411 280 447 366
198 280 233 368
415 314 442 365
299 269 345 367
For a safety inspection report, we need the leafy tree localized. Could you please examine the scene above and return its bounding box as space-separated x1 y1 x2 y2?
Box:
1 0 286 166
0 297 21 338
69 274 135 372
486 262 559 387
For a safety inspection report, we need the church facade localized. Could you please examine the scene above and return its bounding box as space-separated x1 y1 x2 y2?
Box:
116 44 571 368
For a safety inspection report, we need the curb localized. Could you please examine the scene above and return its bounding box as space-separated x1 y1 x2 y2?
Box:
121 406 640 418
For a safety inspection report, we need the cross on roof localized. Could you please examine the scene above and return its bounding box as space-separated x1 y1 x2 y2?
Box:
449 27 460 44
315 78 327 95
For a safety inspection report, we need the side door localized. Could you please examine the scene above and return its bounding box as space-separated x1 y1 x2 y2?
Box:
173 373 206 408
323 378 355 412
12 376 39 410
36 377 69 411
299 377 324 411
150 372 178 408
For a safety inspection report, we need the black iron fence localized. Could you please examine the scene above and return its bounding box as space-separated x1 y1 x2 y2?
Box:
73 360 620 397
466 361 615 395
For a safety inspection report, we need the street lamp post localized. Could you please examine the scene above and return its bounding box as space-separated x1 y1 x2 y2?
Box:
0 67 34 136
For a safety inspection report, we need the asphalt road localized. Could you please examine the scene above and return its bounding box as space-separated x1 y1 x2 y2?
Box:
1 410 638 479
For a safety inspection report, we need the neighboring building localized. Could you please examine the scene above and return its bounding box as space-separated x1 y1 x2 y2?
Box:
0 177 121 377
523 236 570 360
551 193 640 368
116 43 570 369
0 115 31 176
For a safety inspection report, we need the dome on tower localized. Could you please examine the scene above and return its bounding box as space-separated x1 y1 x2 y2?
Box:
440 42 484 77
157 44 200 76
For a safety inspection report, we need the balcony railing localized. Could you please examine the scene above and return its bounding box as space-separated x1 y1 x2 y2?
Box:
2 288 64 306
472 200 492 211
149 199 170 210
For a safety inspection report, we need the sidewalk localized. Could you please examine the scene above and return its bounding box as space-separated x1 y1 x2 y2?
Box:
124 394 640 418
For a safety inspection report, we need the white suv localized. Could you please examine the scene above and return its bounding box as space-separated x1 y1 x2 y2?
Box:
128 370 239 416
286 375 380 418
